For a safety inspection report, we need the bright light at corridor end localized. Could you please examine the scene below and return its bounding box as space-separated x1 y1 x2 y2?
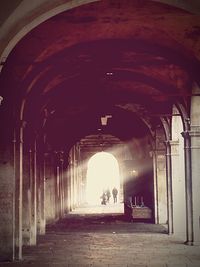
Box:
86 152 120 205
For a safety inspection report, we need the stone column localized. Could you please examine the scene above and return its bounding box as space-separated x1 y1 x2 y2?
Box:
41 153 46 233
14 123 24 260
36 151 46 235
73 146 77 208
170 140 186 240
25 144 37 245
154 129 168 225
33 141 37 240
190 126 200 245
181 130 193 245
71 148 76 210
165 141 174 234
77 145 82 206
0 128 15 261
22 145 31 246
63 158 70 213
74 161 78 207
29 141 37 246
54 155 60 220
152 150 158 224
60 156 65 217
187 82 200 245
55 151 65 218
45 152 56 223
118 162 124 203
68 154 73 211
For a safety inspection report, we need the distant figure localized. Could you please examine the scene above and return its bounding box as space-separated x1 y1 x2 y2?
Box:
106 188 111 203
112 187 118 203
100 191 107 205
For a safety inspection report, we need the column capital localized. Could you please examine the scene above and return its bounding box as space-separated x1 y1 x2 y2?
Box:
181 130 190 139
164 139 179 146
15 119 27 129
182 128 200 138
14 121 25 144
190 125 200 137
169 140 179 156
44 152 50 157
164 140 170 145
163 140 172 148
68 155 73 165
169 140 179 145
163 140 180 156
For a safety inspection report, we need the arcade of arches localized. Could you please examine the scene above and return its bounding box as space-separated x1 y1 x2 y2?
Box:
0 0 200 262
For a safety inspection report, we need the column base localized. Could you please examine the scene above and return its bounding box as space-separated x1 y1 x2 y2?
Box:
185 241 200 246
184 240 193 246
167 227 174 235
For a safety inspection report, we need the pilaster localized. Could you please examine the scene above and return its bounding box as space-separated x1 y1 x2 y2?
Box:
164 140 173 235
189 126 200 245
14 122 24 260
181 130 193 245
0 135 15 261
170 140 186 240
153 129 167 225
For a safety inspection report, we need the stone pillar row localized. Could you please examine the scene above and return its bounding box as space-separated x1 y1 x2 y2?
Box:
153 128 168 225
21 143 78 256
170 140 186 240
153 127 200 245
165 140 173 235
181 130 193 245
68 144 85 212
182 126 200 245
0 120 88 261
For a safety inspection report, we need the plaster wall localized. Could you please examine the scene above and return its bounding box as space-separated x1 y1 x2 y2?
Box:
155 129 167 224
0 146 14 261
171 108 186 240
44 154 56 223
190 84 200 244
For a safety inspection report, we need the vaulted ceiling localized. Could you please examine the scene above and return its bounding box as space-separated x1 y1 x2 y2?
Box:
0 0 200 150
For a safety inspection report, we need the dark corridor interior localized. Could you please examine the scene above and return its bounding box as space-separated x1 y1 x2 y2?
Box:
2 0 200 263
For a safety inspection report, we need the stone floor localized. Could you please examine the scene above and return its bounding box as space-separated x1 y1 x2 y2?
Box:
1 204 200 267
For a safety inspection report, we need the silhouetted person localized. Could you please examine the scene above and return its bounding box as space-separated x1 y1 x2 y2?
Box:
106 188 111 203
112 187 118 203
100 191 107 205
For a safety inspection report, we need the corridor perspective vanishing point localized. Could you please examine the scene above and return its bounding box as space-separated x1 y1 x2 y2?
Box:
0 0 200 266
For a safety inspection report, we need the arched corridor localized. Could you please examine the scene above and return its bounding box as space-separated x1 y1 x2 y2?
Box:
0 0 200 265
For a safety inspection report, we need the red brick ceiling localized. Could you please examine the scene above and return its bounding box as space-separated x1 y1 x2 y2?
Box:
1 0 200 149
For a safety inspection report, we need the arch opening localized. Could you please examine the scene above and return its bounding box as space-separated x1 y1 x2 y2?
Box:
86 152 122 207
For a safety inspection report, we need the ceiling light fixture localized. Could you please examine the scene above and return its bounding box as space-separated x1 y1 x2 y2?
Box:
101 115 112 126
0 96 3 106
106 72 113 76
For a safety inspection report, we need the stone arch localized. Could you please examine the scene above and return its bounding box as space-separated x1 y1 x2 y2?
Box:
189 83 200 244
86 151 121 204
1 0 200 69
1 0 200 262
0 0 98 64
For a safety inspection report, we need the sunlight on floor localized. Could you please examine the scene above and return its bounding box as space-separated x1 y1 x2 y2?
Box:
70 202 124 214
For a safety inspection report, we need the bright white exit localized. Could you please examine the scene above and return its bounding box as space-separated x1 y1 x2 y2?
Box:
86 152 120 205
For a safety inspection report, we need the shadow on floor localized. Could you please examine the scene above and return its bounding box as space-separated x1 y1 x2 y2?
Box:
47 212 167 234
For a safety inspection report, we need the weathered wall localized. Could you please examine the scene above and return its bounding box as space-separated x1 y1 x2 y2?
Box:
190 83 200 244
122 137 154 213
171 107 186 240
154 128 168 224
0 145 14 261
